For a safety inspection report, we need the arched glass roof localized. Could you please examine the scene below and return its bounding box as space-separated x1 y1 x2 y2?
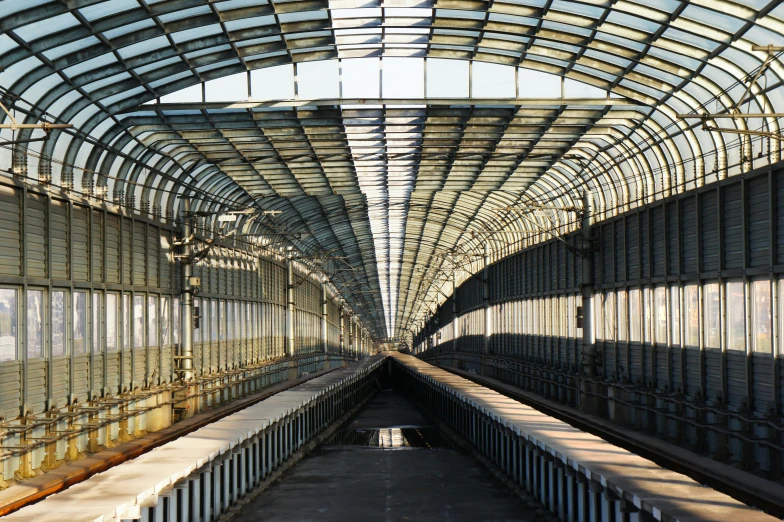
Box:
1 0 783 339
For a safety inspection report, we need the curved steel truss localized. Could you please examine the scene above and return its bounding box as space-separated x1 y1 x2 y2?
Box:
1 0 783 338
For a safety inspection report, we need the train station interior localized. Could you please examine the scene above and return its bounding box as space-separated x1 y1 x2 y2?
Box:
1 0 784 520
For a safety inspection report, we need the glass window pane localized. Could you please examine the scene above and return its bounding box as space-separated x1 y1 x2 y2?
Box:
148 296 158 347
631 289 642 342
655 287 667 344
211 300 218 342
27 290 44 359
193 298 201 343
752 280 772 353
161 297 170 346
219 301 226 341
106 294 117 352
594 292 603 340
52 291 66 356
604 292 615 341
726 281 745 351
227 301 233 341
0 289 17 361
684 284 699 347
74 291 87 354
134 295 144 348
123 293 130 350
617 290 628 342
670 285 680 345
173 297 180 345
93 293 101 353
703 282 720 349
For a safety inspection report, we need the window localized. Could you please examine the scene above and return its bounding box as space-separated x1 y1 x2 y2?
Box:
193 297 201 343
236 301 242 340
134 295 144 348
173 297 180 345
654 287 667 344
219 301 226 341
684 284 699 347
631 289 643 343
148 296 158 347
226 300 233 341
617 290 628 342
0 289 17 361
594 292 603 340
752 279 772 353
52 290 66 356
27 290 44 359
726 281 745 351
74 291 87 354
106 293 117 352
703 282 720 349
92 292 102 353
161 296 170 346
670 285 680 345
603 292 615 342
211 300 218 342
123 293 130 350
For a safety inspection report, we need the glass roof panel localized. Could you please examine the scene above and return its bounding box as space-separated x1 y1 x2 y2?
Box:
13 12 80 41
79 0 140 21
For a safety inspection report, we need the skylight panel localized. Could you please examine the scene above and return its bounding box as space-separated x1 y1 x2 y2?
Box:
14 13 80 42
79 0 140 22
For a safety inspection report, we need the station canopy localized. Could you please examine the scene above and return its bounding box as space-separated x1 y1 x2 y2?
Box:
1 0 783 339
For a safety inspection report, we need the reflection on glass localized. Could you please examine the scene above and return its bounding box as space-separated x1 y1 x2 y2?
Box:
52 291 66 356
93 293 101 353
161 297 170 346
604 292 615 342
211 300 218 342
726 281 745 351
106 294 117 352
703 282 720 349
123 293 130 350
27 290 44 359
617 290 628 342
73 292 86 354
148 296 158 347
0 289 17 361
670 285 680 345
594 293 603 340
654 287 667 344
684 284 699 347
631 289 642 342
134 295 144 348
752 280 771 353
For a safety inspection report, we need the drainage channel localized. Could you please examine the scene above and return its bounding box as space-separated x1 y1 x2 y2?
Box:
231 385 549 522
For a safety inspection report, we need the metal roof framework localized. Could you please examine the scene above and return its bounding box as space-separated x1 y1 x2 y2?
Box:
1 0 783 338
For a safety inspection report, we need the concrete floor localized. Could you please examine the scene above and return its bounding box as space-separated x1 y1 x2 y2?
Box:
234 390 540 522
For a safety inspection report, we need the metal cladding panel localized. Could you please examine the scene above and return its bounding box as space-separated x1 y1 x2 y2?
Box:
51 200 69 280
146 226 159 288
106 352 120 394
667 202 679 275
651 206 665 278
25 194 47 278
72 206 89 281
211 342 219 372
26 358 46 414
629 342 642 383
91 210 103 283
558 243 566 291
671 345 683 393
752 353 774 414
72 354 89 403
700 191 719 272
161 346 172 383
681 196 698 274
640 211 650 278
536 246 543 293
644 343 655 385
747 176 770 268
133 349 145 386
704 348 722 401
722 184 744 270
92 353 104 391
626 215 639 280
147 347 159 383
0 361 21 420
0 185 21 275
656 344 669 390
160 230 171 290
603 342 616 379
564 242 572 290
105 214 120 283
133 224 146 286
684 347 701 397
122 351 132 389
602 224 613 284
50 356 69 408
615 219 625 282
549 244 557 291
726 351 747 409
121 218 132 285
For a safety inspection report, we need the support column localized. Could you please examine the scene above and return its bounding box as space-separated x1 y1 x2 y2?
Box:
581 191 595 375
321 280 328 354
483 243 492 353
285 254 294 358
180 199 194 381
